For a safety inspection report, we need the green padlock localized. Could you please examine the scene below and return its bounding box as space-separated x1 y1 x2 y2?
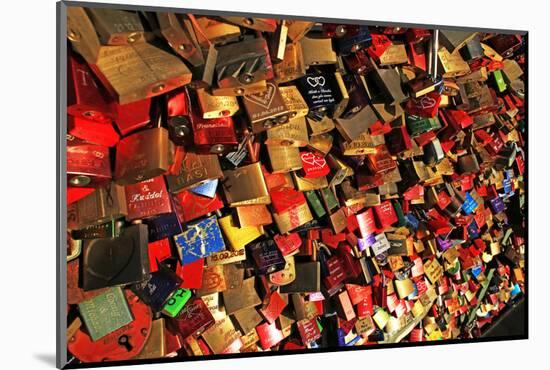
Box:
162 288 192 318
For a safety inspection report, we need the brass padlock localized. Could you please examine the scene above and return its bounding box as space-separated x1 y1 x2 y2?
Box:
201 316 241 354
273 42 307 83
326 154 354 187
293 172 329 191
193 16 241 46
279 85 309 119
332 71 351 119
222 276 262 315
307 133 334 157
235 204 273 227
370 65 408 105
300 34 338 67
335 105 379 142
196 88 239 118
265 117 309 147
67 8 193 104
195 265 227 296
273 202 313 234
155 12 204 68
96 43 194 104
460 37 484 61
371 101 404 123
134 319 166 359
243 81 293 133
286 20 315 42
85 8 144 45
166 152 223 193
218 214 263 251
379 43 408 66
307 116 335 137
329 207 348 234
340 180 368 206
233 307 264 336
502 59 524 83
267 145 303 173
212 79 267 97
222 162 271 206
438 46 471 78
267 20 289 62
340 132 377 156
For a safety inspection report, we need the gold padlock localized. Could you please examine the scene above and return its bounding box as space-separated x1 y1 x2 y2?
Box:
274 42 307 83
268 20 289 62
134 319 166 359
279 85 309 119
307 133 334 157
307 116 335 136
267 145 303 173
273 202 313 233
300 35 338 67
222 162 271 206
67 8 193 104
218 215 263 251
236 205 273 227
166 152 223 193
378 43 408 66
196 88 239 118
193 16 241 45
340 180 368 207
201 316 241 354
292 172 329 191
85 8 145 46
335 105 378 142
243 81 293 133
155 12 204 67
265 117 309 147
331 72 350 119
286 20 315 42
438 46 471 78
212 79 268 97
340 132 377 156
326 154 354 187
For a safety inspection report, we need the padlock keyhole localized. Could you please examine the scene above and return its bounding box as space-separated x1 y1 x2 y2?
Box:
118 335 134 352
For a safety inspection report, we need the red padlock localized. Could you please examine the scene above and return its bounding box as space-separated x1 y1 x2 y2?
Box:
68 290 152 362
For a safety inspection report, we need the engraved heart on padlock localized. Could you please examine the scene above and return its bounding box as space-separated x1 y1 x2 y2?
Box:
301 152 327 167
244 83 276 108
86 236 135 282
417 95 437 109
306 76 325 88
